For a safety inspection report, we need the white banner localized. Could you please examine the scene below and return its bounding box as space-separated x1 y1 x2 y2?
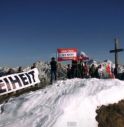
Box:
0 68 40 96
57 48 78 61
58 52 77 58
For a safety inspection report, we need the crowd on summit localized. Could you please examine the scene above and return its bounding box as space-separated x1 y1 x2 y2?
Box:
0 57 124 85
66 60 114 79
50 57 124 83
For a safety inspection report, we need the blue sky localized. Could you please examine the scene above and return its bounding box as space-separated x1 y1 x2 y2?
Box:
0 0 124 67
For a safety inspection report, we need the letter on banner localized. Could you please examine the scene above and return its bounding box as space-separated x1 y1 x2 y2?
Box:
0 68 40 96
57 48 78 61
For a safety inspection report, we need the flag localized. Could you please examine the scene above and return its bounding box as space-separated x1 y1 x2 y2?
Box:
77 51 89 61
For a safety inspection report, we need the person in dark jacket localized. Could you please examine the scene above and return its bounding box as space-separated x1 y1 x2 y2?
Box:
17 66 23 73
94 65 101 78
121 72 124 80
71 60 78 78
114 67 118 78
67 64 71 79
31 63 36 69
50 57 57 84
7 68 15 75
89 64 96 78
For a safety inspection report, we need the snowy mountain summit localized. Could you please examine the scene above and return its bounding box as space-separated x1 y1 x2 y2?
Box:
0 59 124 127
0 78 124 127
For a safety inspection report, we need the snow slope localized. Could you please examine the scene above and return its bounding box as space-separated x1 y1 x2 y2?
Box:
0 78 124 127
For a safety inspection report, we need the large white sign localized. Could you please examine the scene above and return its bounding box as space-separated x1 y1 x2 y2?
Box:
0 68 40 96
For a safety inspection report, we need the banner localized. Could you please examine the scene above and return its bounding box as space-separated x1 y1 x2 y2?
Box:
0 68 40 96
57 48 78 61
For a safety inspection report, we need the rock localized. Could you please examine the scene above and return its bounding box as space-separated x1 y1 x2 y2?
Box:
96 100 124 127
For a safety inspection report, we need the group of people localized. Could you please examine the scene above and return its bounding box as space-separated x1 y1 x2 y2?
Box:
49 57 102 84
66 60 102 79
67 61 124 80
0 57 123 84
50 57 124 84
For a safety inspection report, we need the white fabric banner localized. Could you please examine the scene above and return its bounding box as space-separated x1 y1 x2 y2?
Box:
57 48 78 61
0 68 40 96
58 52 77 58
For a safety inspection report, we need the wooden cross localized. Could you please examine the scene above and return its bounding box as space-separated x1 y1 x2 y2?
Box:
110 38 124 70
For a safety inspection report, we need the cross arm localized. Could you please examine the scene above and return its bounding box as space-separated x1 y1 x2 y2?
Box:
110 49 124 53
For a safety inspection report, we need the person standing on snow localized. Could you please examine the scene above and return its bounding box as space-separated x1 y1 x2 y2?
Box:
67 64 71 79
50 57 57 84
94 65 102 78
114 67 118 78
89 64 96 78
82 62 89 78
71 60 78 78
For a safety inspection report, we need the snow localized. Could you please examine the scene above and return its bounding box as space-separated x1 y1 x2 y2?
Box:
0 78 124 127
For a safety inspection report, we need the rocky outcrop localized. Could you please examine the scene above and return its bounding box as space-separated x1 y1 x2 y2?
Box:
96 100 124 127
